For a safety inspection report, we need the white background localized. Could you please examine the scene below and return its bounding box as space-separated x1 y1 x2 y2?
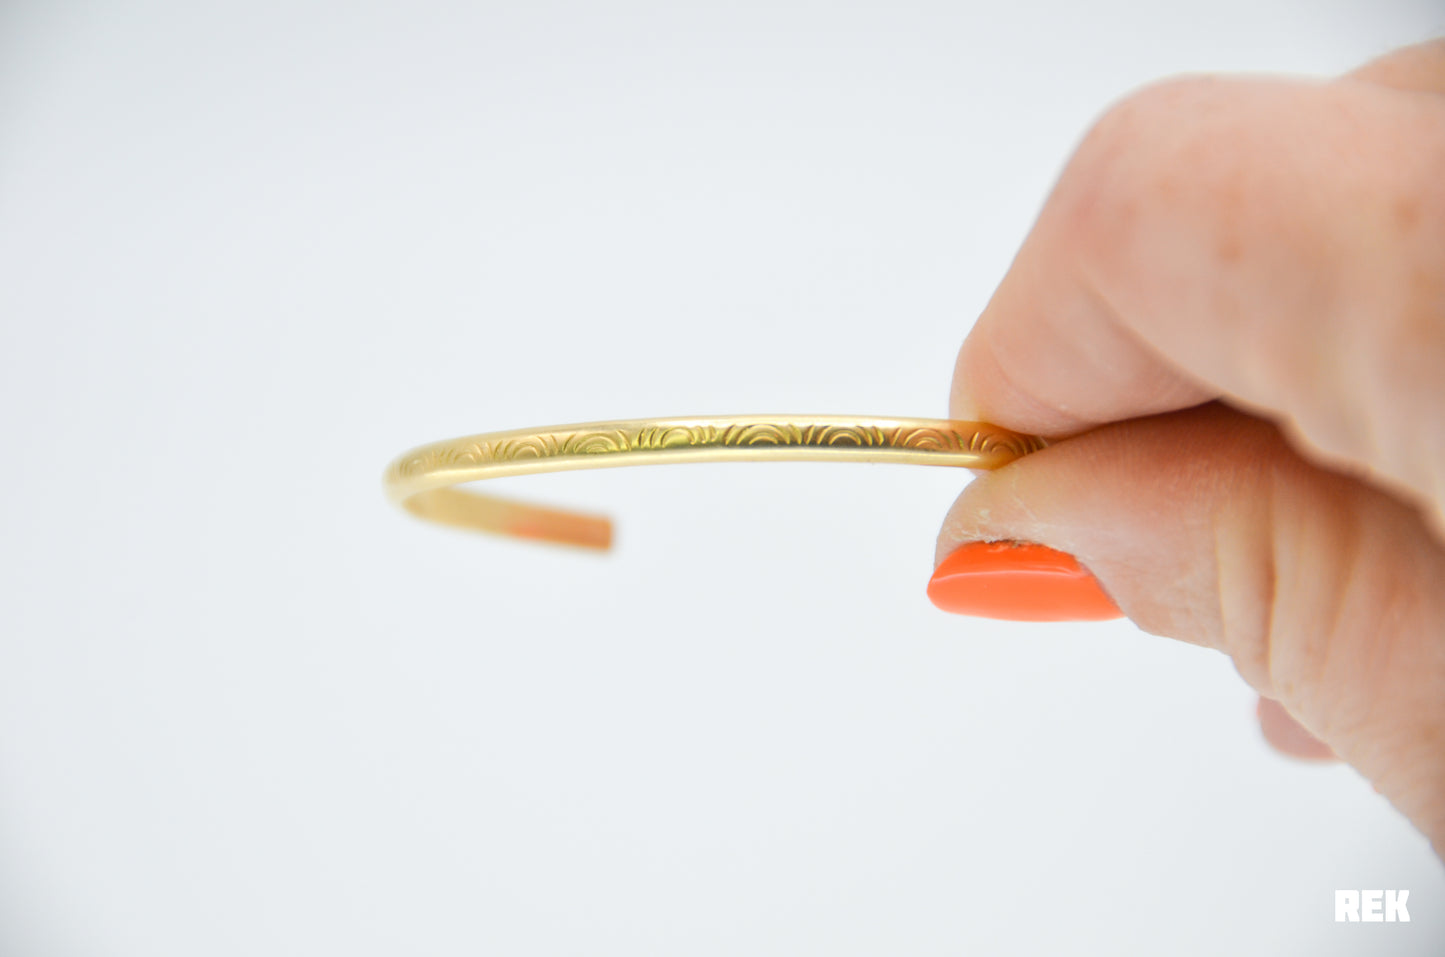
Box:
2 1 1443 954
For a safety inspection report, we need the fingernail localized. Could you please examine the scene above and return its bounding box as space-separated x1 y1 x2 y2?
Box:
927 541 1124 622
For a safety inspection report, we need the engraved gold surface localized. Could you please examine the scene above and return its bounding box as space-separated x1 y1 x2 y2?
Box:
383 414 1045 550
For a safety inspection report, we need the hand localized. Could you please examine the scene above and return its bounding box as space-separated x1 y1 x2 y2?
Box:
927 39 1445 852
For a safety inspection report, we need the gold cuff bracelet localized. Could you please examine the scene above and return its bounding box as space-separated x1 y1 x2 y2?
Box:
383 414 1044 550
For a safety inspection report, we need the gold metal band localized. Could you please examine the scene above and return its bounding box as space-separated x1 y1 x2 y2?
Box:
383 414 1044 550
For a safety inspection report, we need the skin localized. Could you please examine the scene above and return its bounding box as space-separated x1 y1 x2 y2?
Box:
934 39 1445 853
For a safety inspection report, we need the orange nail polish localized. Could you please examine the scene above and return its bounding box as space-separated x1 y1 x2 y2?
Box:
927 541 1123 622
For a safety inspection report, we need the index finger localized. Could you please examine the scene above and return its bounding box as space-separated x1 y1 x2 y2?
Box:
951 42 1445 515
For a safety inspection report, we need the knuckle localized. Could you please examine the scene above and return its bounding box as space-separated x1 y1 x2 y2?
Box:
1056 74 1238 281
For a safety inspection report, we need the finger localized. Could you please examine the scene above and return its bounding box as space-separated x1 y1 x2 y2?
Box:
949 42 1445 527
932 403 1445 850
1346 36 1445 92
1256 696 1337 762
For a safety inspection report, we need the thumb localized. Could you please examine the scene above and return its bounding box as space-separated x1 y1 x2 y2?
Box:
930 402 1445 851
